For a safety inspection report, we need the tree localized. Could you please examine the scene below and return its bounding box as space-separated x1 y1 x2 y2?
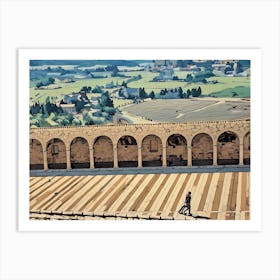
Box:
100 91 114 107
121 81 127 88
178 87 184 98
186 89 191 98
139 87 147 99
47 77 55 85
186 74 193 82
149 91 155 99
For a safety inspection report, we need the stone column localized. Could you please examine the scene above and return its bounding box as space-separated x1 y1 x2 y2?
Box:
113 145 118 168
213 144 218 166
187 145 192 166
162 146 167 167
239 143 244 165
43 149 48 171
89 147 94 169
66 147 71 170
138 146 142 168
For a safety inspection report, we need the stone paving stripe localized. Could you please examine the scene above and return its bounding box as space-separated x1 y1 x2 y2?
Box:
210 173 225 219
197 173 213 211
72 175 115 212
30 176 78 210
144 174 171 212
226 173 238 220
33 176 81 211
86 175 127 213
169 174 192 217
217 173 232 220
63 175 110 212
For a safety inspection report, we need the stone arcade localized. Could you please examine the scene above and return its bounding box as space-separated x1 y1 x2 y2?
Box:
30 119 250 171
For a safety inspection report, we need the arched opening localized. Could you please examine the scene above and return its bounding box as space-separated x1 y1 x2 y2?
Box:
166 134 187 166
117 136 138 167
192 133 213 166
142 135 162 167
70 137 90 168
217 131 239 165
47 138 67 169
243 132 250 165
30 139 44 170
94 136 114 168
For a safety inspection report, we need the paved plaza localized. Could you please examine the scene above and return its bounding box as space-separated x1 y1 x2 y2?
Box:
30 171 250 220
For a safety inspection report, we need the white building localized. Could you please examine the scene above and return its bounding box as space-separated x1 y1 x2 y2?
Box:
60 104 76 113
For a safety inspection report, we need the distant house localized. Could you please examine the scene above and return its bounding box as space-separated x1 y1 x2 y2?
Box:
61 104 76 113
90 97 99 106
63 94 78 104
118 87 139 98
153 67 174 81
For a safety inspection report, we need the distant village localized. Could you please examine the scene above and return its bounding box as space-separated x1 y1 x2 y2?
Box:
29 59 250 127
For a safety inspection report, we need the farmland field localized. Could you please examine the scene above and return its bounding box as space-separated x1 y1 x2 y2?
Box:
29 70 250 105
121 99 250 122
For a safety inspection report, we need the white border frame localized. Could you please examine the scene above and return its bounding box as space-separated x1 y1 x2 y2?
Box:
18 48 262 232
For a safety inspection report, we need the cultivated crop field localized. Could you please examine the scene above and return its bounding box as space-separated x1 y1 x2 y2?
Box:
122 99 250 122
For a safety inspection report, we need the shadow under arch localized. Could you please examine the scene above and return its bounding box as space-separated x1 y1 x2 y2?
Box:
94 136 114 168
217 131 239 165
166 134 187 166
117 135 138 167
46 138 67 169
30 139 44 170
142 134 163 167
70 137 90 169
243 131 250 165
191 133 213 166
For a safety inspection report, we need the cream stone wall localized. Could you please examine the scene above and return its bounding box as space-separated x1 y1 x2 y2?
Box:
243 132 250 161
70 137 90 164
30 139 43 168
46 138 66 168
117 143 138 162
142 135 163 162
30 119 250 170
94 136 114 163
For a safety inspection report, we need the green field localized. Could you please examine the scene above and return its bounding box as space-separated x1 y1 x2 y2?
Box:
208 86 250 98
30 76 132 103
29 71 250 105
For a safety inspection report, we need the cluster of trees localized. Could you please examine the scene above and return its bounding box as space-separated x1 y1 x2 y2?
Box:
158 86 202 98
126 74 142 84
224 61 243 74
186 71 214 83
30 96 63 116
186 87 202 97
35 77 55 88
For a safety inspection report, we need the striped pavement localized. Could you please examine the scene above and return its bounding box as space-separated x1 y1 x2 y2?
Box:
29 172 250 220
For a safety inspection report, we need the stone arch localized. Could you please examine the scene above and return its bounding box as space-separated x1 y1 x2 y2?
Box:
217 131 239 165
46 138 67 169
166 134 187 166
94 136 114 168
243 131 250 165
30 139 44 170
70 137 90 169
117 135 138 167
142 134 163 167
192 133 213 166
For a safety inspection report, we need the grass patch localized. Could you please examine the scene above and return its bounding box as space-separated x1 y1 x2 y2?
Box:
208 86 250 98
